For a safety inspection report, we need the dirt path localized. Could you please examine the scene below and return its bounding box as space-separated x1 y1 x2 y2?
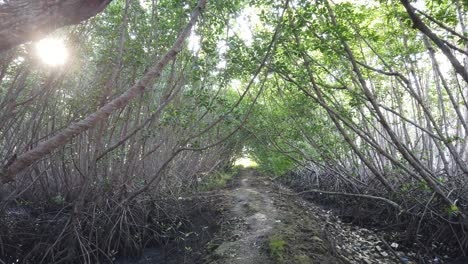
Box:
204 169 413 264
205 169 346 264
207 170 277 263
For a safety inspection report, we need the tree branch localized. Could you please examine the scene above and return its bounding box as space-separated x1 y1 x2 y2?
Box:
400 0 468 84
0 0 112 52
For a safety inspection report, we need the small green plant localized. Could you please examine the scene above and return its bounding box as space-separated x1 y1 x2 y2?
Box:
233 164 244 170
446 204 460 215
199 169 238 191
268 235 287 264
293 255 311 264
417 180 431 192
51 194 65 205
15 199 32 206
400 182 411 192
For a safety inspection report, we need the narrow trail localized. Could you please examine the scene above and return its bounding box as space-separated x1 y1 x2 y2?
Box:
208 170 278 263
205 169 410 264
206 169 346 264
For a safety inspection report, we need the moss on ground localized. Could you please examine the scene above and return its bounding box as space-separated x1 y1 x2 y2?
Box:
268 234 287 264
293 255 311 264
199 168 239 191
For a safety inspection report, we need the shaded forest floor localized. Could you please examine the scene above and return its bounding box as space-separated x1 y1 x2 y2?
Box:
116 168 458 264
204 168 345 264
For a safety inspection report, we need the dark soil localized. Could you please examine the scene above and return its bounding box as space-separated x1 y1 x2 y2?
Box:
115 196 223 264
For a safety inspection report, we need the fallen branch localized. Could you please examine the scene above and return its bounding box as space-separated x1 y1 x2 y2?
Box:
283 189 402 211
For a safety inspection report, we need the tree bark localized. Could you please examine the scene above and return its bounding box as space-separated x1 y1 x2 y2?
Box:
0 0 207 183
400 0 468 84
0 0 112 52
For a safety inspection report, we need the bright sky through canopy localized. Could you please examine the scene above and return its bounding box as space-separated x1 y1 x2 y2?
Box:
234 157 258 168
188 32 201 52
36 38 68 66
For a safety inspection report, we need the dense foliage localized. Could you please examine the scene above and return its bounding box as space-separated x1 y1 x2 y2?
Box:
241 0 468 257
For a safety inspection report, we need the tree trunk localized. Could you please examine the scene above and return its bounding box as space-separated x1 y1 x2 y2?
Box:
0 0 111 52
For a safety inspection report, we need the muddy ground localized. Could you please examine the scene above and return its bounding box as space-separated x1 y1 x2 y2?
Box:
202 169 418 264
2 169 461 263
120 169 461 264
203 169 343 263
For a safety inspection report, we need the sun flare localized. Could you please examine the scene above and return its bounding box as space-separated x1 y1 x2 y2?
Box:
36 38 68 66
234 157 258 168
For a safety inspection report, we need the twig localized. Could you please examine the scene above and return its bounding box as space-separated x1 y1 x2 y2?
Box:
416 192 435 237
282 189 403 211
